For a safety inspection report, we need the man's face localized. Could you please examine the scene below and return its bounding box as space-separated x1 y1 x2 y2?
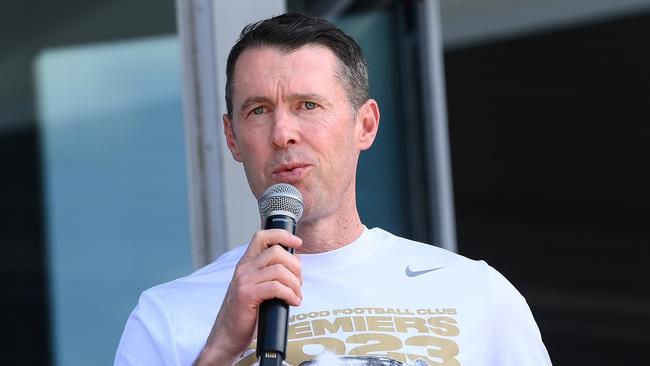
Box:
224 45 378 223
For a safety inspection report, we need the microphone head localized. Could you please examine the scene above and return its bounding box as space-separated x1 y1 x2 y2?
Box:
259 183 304 222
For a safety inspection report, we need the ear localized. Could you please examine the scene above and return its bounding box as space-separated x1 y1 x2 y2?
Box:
357 98 380 150
223 114 243 162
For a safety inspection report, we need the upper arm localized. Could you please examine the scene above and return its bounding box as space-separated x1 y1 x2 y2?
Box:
483 265 552 366
114 292 181 366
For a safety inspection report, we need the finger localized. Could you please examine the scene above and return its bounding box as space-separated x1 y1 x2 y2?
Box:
229 265 302 311
253 245 302 282
253 280 302 306
249 263 303 300
243 229 302 258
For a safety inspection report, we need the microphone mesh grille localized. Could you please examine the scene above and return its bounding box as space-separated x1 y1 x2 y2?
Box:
258 183 304 221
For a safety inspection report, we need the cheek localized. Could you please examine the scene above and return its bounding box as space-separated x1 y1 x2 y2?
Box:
241 148 269 179
237 136 271 183
237 130 268 162
320 130 359 177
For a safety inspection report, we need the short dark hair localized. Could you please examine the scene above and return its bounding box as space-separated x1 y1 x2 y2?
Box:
225 12 369 117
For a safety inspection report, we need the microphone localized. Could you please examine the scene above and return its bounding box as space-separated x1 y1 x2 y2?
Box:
256 183 304 366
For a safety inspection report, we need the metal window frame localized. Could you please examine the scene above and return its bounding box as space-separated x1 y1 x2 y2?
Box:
176 0 286 267
418 0 458 252
176 0 227 268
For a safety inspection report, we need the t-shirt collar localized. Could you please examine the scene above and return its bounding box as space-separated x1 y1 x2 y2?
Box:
298 226 378 272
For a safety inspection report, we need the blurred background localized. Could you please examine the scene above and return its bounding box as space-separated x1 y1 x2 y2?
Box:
1 0 649 364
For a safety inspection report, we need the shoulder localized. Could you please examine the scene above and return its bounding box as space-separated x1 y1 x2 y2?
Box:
369 227 479 268
115 244 249 365
482 267 551 364
369 227 526 299
368 228 550 363
138 244 248 312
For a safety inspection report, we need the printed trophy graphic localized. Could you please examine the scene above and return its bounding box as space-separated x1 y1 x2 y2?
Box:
297 355 429 365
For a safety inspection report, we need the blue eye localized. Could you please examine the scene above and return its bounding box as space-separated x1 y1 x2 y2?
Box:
252 106 264 115
304 102 316 110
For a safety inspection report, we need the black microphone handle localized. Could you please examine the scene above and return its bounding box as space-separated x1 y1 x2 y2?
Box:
257 214 297 366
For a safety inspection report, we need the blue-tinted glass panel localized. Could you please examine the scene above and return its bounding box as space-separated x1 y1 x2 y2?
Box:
36 36 192 366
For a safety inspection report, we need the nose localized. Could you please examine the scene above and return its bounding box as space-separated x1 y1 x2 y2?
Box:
271 107 299 148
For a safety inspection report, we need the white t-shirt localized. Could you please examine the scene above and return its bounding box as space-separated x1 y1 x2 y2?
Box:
114 227 551 366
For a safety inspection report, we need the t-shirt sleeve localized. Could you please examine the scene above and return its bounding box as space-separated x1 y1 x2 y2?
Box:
114 291 182 366
484 265 552 365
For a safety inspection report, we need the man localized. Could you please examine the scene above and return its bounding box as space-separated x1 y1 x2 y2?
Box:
115 13 551 366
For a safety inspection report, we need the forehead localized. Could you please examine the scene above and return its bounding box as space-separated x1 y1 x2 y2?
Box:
232 45 345 101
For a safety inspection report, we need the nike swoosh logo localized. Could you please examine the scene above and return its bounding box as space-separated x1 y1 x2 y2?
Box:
405 266 444 277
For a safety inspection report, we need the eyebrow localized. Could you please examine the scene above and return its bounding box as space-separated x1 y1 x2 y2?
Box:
292 93 327 103
239 93 329 114
239 96 273 114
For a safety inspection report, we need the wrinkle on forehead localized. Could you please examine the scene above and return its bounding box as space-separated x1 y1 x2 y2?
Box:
232 45 344 109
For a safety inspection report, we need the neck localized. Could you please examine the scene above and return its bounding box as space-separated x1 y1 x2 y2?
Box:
295 203 364 254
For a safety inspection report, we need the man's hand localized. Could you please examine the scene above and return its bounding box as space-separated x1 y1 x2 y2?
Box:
194 229 303 366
